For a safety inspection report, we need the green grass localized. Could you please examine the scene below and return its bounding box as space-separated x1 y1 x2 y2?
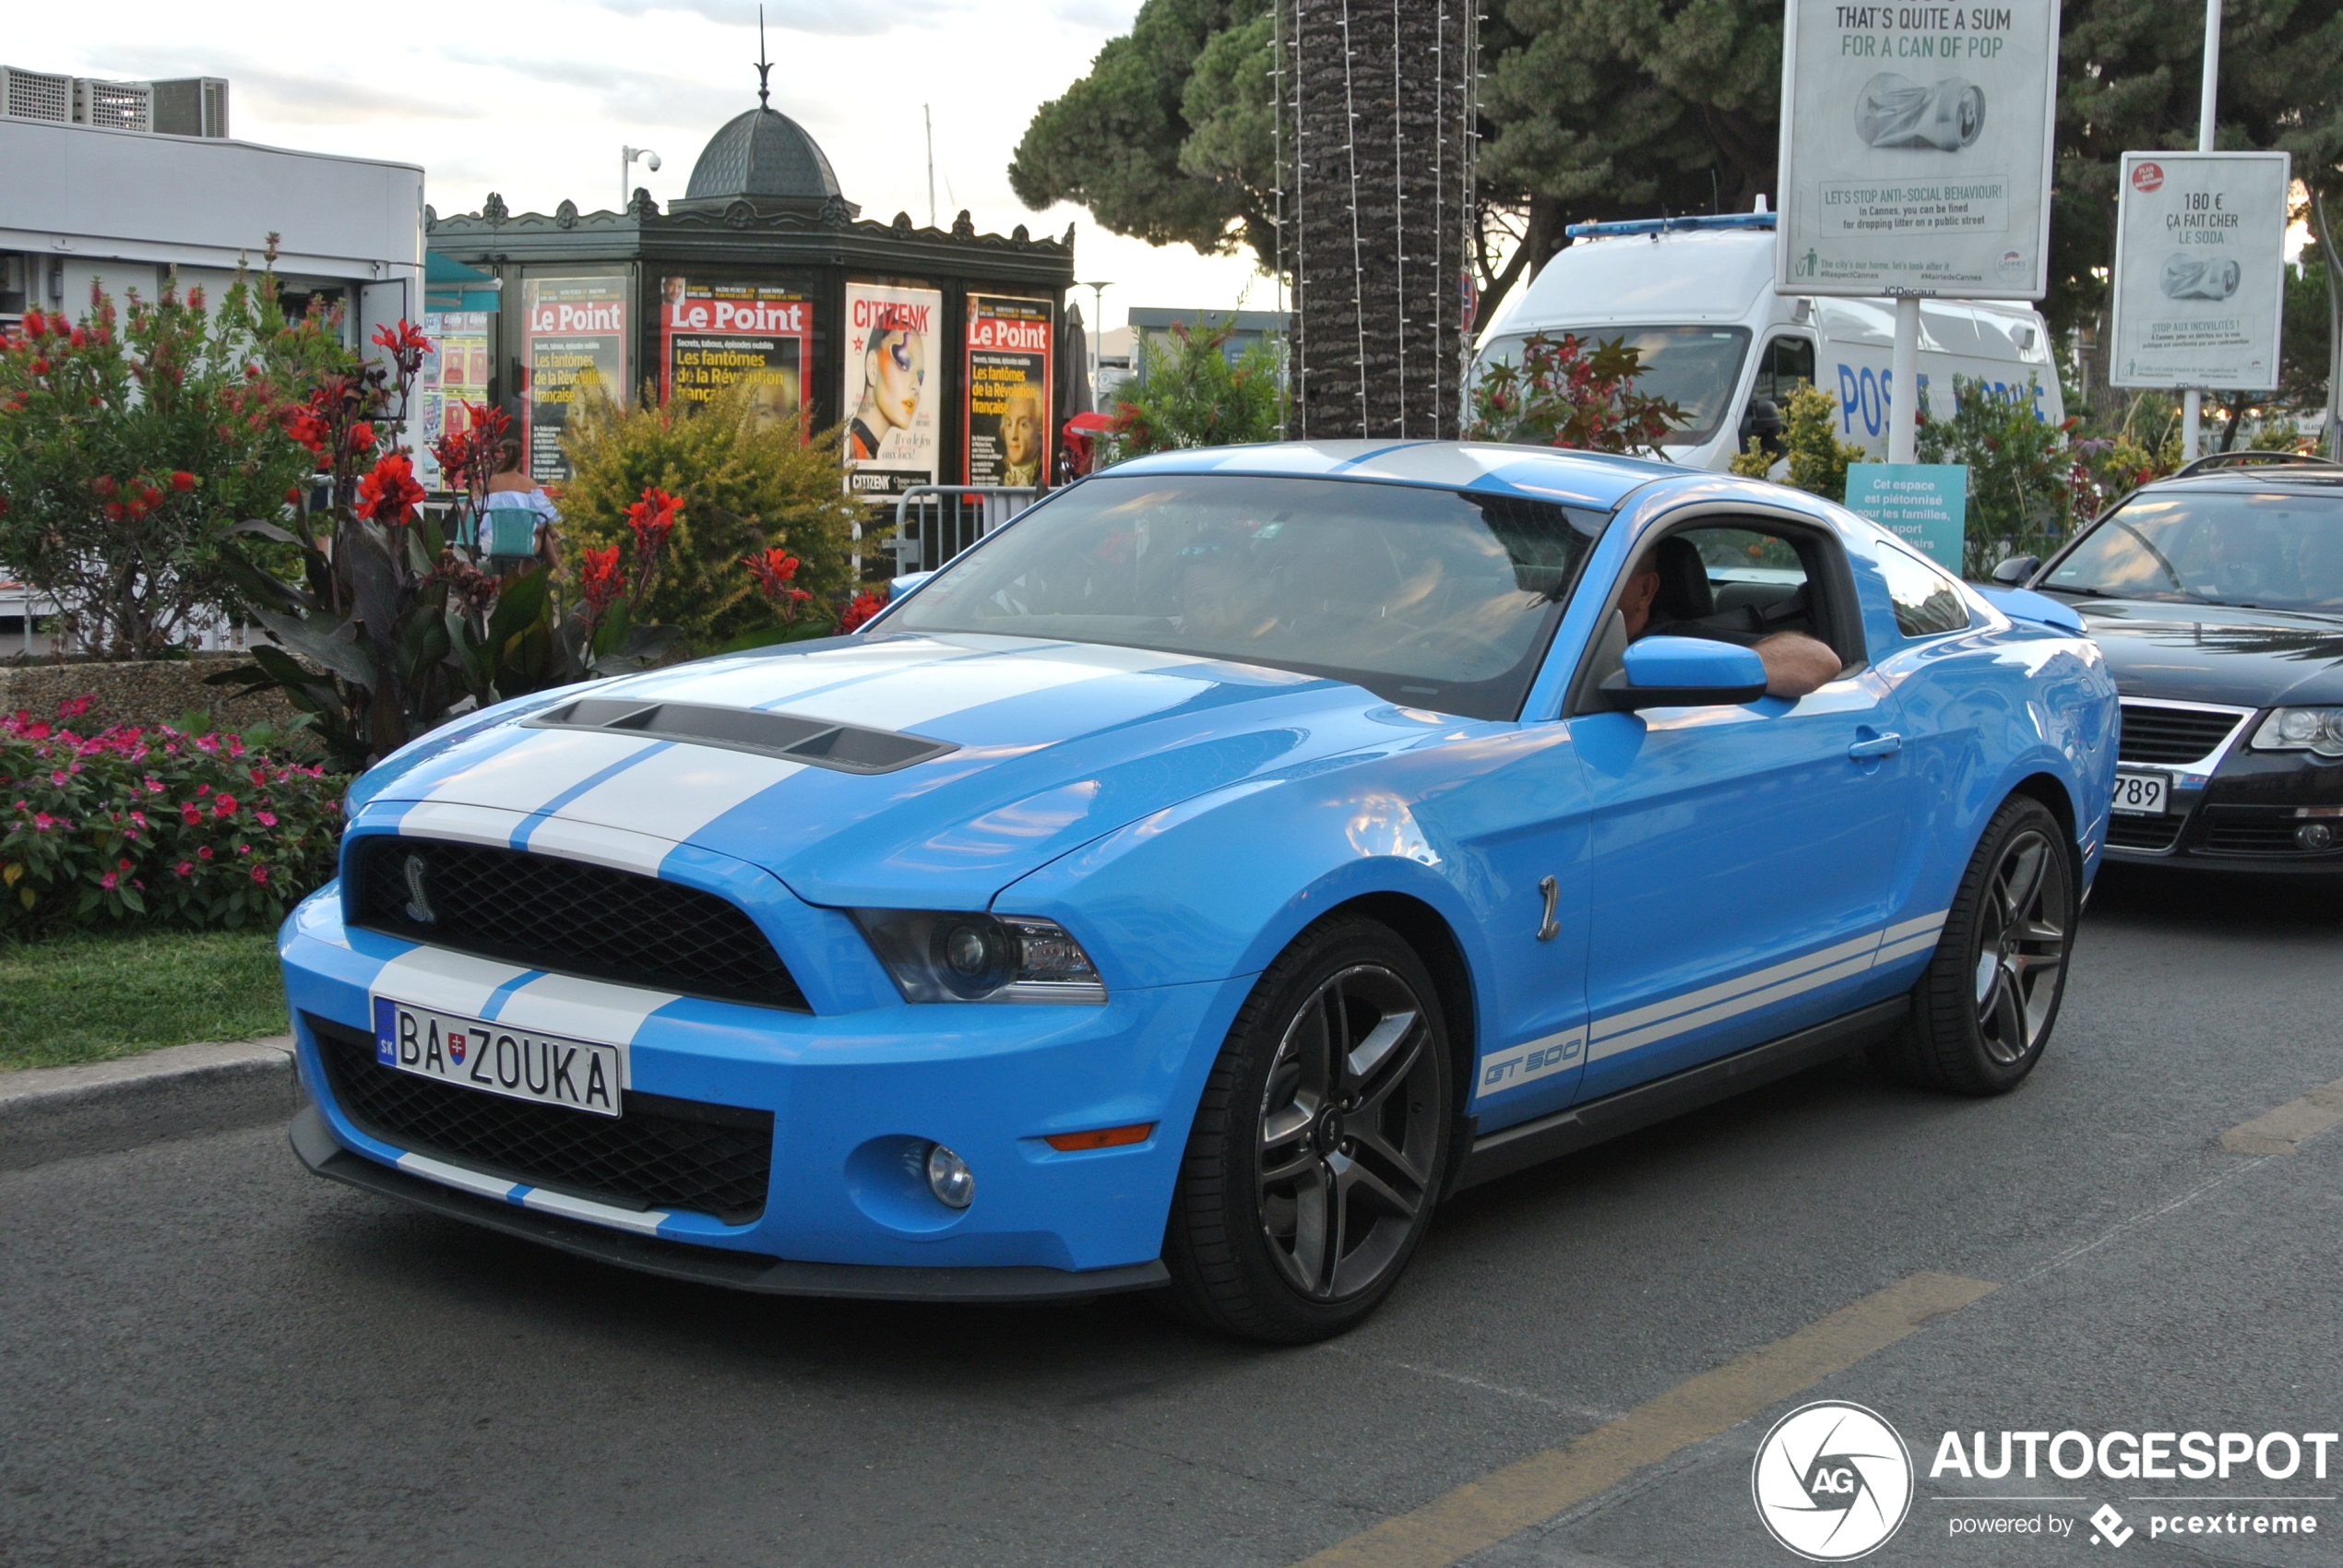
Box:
0 926 288 1071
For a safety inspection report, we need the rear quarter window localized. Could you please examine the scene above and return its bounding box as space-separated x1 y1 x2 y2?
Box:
1874 547 1973 637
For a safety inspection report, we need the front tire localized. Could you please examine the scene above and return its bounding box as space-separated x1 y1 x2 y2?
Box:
1873 794 2076 1095
1161 918 1452 1342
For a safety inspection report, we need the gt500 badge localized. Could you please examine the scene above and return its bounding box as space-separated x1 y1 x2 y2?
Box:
1475 1030 1585 1099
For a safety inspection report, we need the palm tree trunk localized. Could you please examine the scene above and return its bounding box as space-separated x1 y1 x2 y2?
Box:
1283 0 1474 440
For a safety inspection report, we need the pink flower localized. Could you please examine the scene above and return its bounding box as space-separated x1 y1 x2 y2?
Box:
116 858 133 872
255 811 278 827
214 793 238 817
196 846 213 860
50 770 66 786
101 873 117 890
174 861 192 877
251 864 269 884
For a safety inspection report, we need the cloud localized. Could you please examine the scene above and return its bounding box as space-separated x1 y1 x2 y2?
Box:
93 44 481 125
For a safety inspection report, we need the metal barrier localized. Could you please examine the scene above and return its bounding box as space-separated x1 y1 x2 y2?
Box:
881 486 1041 575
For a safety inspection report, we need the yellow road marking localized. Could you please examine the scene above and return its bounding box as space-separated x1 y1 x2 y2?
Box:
2221 1076 2343 1155
1293 1271 1998 1568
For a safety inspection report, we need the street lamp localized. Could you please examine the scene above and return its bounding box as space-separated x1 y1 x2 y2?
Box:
1077 279 1112 406
621 146 661 209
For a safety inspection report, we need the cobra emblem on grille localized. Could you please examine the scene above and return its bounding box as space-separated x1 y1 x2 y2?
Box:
400 852 436 925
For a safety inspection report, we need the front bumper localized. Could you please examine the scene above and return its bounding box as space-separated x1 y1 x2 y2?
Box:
2105 747 2343 872
281 886 1242 1293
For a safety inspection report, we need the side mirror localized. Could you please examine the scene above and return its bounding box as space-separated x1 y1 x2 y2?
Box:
1739 398 1785 454
890 569 937 597
1602 636 1769 709
1990 555 2040 587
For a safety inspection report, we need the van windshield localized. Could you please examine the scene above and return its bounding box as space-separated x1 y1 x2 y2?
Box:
1490 326 1750 445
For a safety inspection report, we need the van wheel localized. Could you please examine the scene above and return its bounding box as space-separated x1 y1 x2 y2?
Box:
1160 918 1452 1343
1872 795 2076 1096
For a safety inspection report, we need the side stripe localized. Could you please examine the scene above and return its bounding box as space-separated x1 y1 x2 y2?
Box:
1485 909 1954 1086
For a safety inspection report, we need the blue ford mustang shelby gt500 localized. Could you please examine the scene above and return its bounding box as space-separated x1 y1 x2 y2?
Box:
281 441 2117 1341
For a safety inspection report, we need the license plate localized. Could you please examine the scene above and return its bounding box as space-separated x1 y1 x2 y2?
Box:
371 996 625 1117
2111 771 2170 816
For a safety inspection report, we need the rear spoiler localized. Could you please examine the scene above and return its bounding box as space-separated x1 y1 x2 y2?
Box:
1971 584 2084 634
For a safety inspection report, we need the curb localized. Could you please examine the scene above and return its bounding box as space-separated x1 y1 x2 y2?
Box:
0 1036 300 1171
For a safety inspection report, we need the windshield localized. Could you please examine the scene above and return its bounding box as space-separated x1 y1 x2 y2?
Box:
2043 490 2343 613
1489 325 1751 444
886 474 1609 720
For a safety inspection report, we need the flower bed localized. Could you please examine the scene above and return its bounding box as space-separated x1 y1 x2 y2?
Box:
2 698 346 932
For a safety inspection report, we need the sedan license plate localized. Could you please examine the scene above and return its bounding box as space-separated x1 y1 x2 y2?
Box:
370 996 624 1117
2111 771 2170 816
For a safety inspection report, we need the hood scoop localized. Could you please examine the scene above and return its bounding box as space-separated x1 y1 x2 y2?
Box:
526 697 957 775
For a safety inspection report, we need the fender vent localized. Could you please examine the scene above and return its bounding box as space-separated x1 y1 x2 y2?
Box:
526 697 957 775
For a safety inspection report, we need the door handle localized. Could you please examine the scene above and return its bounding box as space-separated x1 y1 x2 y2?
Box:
1848 731 1903 761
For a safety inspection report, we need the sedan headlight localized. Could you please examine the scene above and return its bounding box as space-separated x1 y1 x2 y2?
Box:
2251 707 2343 759
851 909 1106 1004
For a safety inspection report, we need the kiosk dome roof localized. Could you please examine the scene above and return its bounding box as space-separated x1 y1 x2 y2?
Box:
684 106 842 204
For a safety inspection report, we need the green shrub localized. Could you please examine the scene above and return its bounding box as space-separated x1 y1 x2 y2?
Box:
558 381 862 649
1918 375 2068 575
2 698 346 933
1100 319 1285 461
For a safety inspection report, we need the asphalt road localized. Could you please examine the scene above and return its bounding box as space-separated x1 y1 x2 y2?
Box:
5 867 2340 1568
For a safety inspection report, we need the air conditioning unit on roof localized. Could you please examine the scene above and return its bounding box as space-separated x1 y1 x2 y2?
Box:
1 65 74 122
149 77 229 137
74 77 152 132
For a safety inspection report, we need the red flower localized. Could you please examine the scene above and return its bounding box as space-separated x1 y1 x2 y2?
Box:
284 487 303 504
174 861 193 878
347 421 375 453
214 793 238 817
170 470 196 492
370 318 433 378
356 453 425 527
579 545 625 613
101 873 118 890
838 588 888 634
625 486 680 564
741 547 802 599
196 846 213 860
21 308 42 336
69 327 86 348
29 357 47 375
251 864 270 885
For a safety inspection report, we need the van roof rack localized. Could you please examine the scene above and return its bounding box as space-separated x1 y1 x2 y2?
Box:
1564 212 1777 240
2169 450 2343 479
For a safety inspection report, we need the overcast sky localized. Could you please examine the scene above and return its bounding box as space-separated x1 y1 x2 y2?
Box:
36 0 1268 334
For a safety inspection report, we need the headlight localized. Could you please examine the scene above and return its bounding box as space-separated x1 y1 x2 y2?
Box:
851 909 1106 1004
2251 707 2343 759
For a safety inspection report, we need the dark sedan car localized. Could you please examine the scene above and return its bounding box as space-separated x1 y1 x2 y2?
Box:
2002 453 2343 871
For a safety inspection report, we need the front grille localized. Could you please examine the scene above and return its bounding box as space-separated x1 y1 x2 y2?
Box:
2198 808 2341 857
308 1014 774 1223
2107 812 2186 851
351 837 806 1011
2117 703 2247 766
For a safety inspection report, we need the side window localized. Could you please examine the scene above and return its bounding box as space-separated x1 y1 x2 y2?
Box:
1874 546 1973 638
1644 520 1854 662
1751 337 1816 405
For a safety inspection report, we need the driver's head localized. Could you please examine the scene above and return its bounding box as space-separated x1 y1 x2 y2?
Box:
1621 552 1665 638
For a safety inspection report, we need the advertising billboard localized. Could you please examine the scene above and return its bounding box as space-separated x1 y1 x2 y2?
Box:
660 279 813 424
842 281 941 501
965 295 1053 487
523 276 627 483
2110 151 2291 391
1777 0 2062 299
414 309 492 493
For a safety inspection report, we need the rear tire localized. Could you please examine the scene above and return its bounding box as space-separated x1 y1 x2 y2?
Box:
1872 794 2077 1096
1160 918 1452 1343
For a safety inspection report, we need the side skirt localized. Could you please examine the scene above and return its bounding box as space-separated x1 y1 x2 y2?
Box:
1452 999 1909 1193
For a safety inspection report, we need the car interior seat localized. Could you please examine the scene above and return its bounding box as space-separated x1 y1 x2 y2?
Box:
1649 536 1717 622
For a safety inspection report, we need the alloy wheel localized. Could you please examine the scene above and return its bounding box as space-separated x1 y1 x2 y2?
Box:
1255 963 1441 1301
1970 826 2070 1065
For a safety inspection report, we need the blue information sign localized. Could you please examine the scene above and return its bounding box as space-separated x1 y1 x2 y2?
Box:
1843 464 1968 575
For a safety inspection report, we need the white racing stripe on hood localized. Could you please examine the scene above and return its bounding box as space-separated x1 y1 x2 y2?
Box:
593 639 969 709
415 729 660 815
369 946 538 1017
396 801 529 849
532 745 808 843
489 975 679 1079
776 655 1212 733
390 801 678 875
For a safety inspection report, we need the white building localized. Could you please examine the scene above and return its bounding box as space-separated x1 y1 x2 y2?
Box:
1 68 423 352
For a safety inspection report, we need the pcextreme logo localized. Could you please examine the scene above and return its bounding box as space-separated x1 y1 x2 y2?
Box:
1753 1402 1915 1561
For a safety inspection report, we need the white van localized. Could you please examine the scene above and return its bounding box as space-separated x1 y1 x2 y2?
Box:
1471 213 2063 470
